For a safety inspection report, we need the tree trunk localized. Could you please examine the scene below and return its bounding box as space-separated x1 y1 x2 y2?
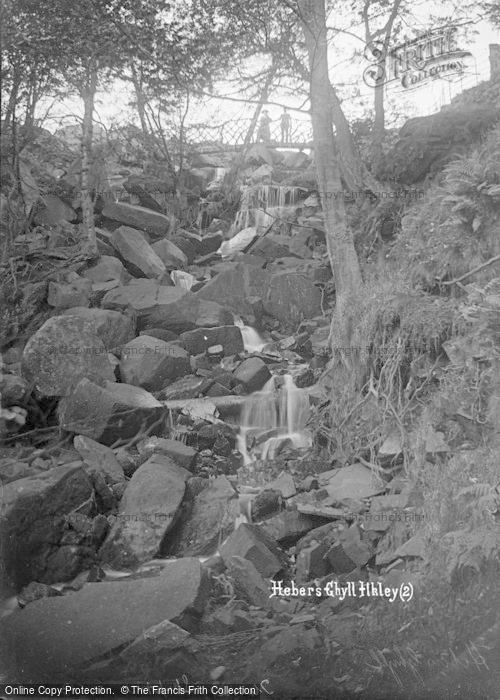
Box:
329 84 379 194
299 0 363 371
242 63 277 152
80 59 98 255
370 80 385 165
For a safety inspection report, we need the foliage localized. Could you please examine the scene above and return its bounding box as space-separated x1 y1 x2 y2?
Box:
392 123 500 288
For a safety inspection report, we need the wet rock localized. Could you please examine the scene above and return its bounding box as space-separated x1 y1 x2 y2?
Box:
262 271 322 327
233 357 271 392
196 263 270 317
195 422 237 450
169 475 239 556
0 464 94 590
120 336 191 391
58 379 163 445
219 523 287 578
73 435 125 485
137 436 198 471
61 307 135 351
111 226 166 279
102 201 176 237
100 454 190 568
21 316 115 398
151 239 188 269
102 280 233 334
245 144 273 166
2 558 209 677
180 326 244 356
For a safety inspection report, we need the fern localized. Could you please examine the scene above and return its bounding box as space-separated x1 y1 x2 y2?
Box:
443 526 500 582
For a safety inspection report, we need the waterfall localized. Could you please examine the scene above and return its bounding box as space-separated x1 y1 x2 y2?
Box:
229 185 302 237
237 374 311 465
171 270 196 289
234 316 266 353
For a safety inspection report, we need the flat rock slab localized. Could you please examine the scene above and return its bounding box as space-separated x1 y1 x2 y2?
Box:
151 239 188 269
137 436 198 471
100 455 189 568
59 379 164 445
102 202 176 237
321 463 385 502
170 476 239 556
21 316 116 397
0 464 93 590
111 226 166 279
102 280 232 334
2 558 209 678
196 263 269 317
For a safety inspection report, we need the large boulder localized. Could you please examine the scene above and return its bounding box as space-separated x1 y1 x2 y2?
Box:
196 263 270 317
2 558 209 678
233 357 271 392
58 379 164 445
120 336 191 390
21 316 115 397
151 239 188 269
0 464 94 591
61 307 135 351
34 196 77 226
180 326 243 356
102 280 233 334
111 226 166 279
263 271 322 327
100 454 190 568
378 104 500 183
102 201 177 237
73 435 125 485
169 476 239 556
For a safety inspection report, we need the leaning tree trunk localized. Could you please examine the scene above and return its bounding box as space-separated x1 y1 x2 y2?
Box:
329 84 379 194
299 0 363 371
242 62 277 152
80 59 98 256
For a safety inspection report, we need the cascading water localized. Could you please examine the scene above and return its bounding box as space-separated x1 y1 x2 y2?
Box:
234 316 266 353
237 374 311 465
171 270 196 289
230 185 302 236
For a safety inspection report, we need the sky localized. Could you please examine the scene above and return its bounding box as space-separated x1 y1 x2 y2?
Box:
41 6 500 138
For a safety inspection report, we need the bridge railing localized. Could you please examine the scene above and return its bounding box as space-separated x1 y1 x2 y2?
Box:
184 117 312 146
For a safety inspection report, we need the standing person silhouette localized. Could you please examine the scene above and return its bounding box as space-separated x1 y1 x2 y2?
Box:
280 108 291 143
257 109 272 144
